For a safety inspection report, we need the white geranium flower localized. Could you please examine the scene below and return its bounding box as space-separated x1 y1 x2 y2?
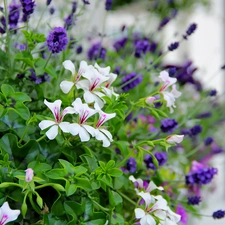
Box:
158 71 181 113
69 98 97 142
39 99 75 140
166 135 184 144
76 66 109 108
94 103 116 147
60 60 89 94
0 202 20 225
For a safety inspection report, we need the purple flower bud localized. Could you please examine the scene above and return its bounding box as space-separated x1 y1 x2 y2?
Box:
113 37 127 52
49 7 55 14
46 0 52 6
158 16 170 30
126 157 137 173
186 23 197 36
160 118 178 133
46 27 68 54
168 67 177 77
190 124 202 136
83 0 90 4
212 210 225 219
187 196 201 205
204 137 213 146
121 72 143 92
105 0 113 11
168 42 179 51
20 0 36 22
76 45 83 54
72 2 77 13
209 89 217 96
87 43 106 60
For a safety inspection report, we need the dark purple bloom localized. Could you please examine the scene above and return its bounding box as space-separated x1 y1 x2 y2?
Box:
0 7 3 12
72 2 77 13
28 69 37 82
121 72 143 92
126 157 137 173
76 45 83 54
187 196 201 205
20 0 36 22
190 124 202 136
185 166 217 186
134 39 151 58
168 67 177 77
212 210 225 219
115 148 121 154
158 16 170 30
87 43 106 60
49 7 55 14
204 137 213 146
209 89 217 96
160 118 178 133
64 14 74 30
14 43 27 51
105 0 113 11
46 0 52 5
168 42 179 51
144 152 167 170
196 111 212 119
221 64 225 70
46 27 68 54
186 23 197 36
0 16 6 34
28 69 50 84
83 0 90 4
113 66 121 75
8 2 21 31
17 73 25 79
113 37 127 52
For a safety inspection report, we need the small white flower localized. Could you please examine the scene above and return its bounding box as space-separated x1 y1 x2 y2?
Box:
25 168 34 182
94 103 116 147
158 71 181 113
39 99 75 140
76 66 109 108
0 202 20 225
69 98 97 142
166 135 184 144
60 60 89 94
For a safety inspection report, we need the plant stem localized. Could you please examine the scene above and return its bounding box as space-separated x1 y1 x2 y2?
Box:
117 190 136 206
18 126 29 144
36 135 46 142
44 52 52 68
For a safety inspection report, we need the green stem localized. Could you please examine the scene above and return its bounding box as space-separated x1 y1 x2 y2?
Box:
185 143 204 158
92 199 110 212
36 134 46 142
44 52 52 68
28 193 41 214
35 6 47 31
18 126 29 144
117 191 136 206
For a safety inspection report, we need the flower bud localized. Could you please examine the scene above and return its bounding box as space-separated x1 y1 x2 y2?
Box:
166 135 184 144
25 168 34 182
145 96 156 105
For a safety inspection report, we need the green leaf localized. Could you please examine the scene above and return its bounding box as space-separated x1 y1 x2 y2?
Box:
35 192 43 208
45 169 66 179
99 161 105 170
106 160 115 169
107 168 123 177
109 190 122 207
65 181 77 196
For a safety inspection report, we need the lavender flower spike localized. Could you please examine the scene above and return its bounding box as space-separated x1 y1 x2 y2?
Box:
20 0 36 22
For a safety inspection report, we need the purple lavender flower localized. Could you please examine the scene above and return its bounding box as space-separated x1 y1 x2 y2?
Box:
126 157 137 173
105 0 113 11
183 23 197 39
212 210 225 219
204 137 213 146
158 16 170 30
83 0 90 4
113 66 121 75
87 43 106 60
28 69 50 84
122 72 143 92
20 0 36 22
144 152 167 170
113 37 127 52
196 111 212 119
190 124 202 136
160 118 178 133
17 73 25 79
209 89 217 96
168 67 177 77
187 196 201 205
185 166 217 186
14 43 27 51
8 1 21 30
0 16 6 34
64 14 74 30
72 2 77 13
46 0 52 5
49 7 55 14
134 39 151 58
46 27 68 54
76 45 83 54
168 42 179 51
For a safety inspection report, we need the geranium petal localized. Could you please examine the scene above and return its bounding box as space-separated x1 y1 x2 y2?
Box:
44 99 62 120
94 62 110 75
79 126 90 142
146 214 156 225
83 124 96 137
83 91 96 103
76 79 90 90
100 128 113 141
138 192 153 207
60 81 74 94
63 60 75 76
59 122 70 133
135 208 145 219
69 123 81 136
0 202 20 223
46 125 58 140
39 120 56 130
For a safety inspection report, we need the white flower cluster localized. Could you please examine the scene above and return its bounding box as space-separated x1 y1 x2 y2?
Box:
129 176 181 225
38 61 118 147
